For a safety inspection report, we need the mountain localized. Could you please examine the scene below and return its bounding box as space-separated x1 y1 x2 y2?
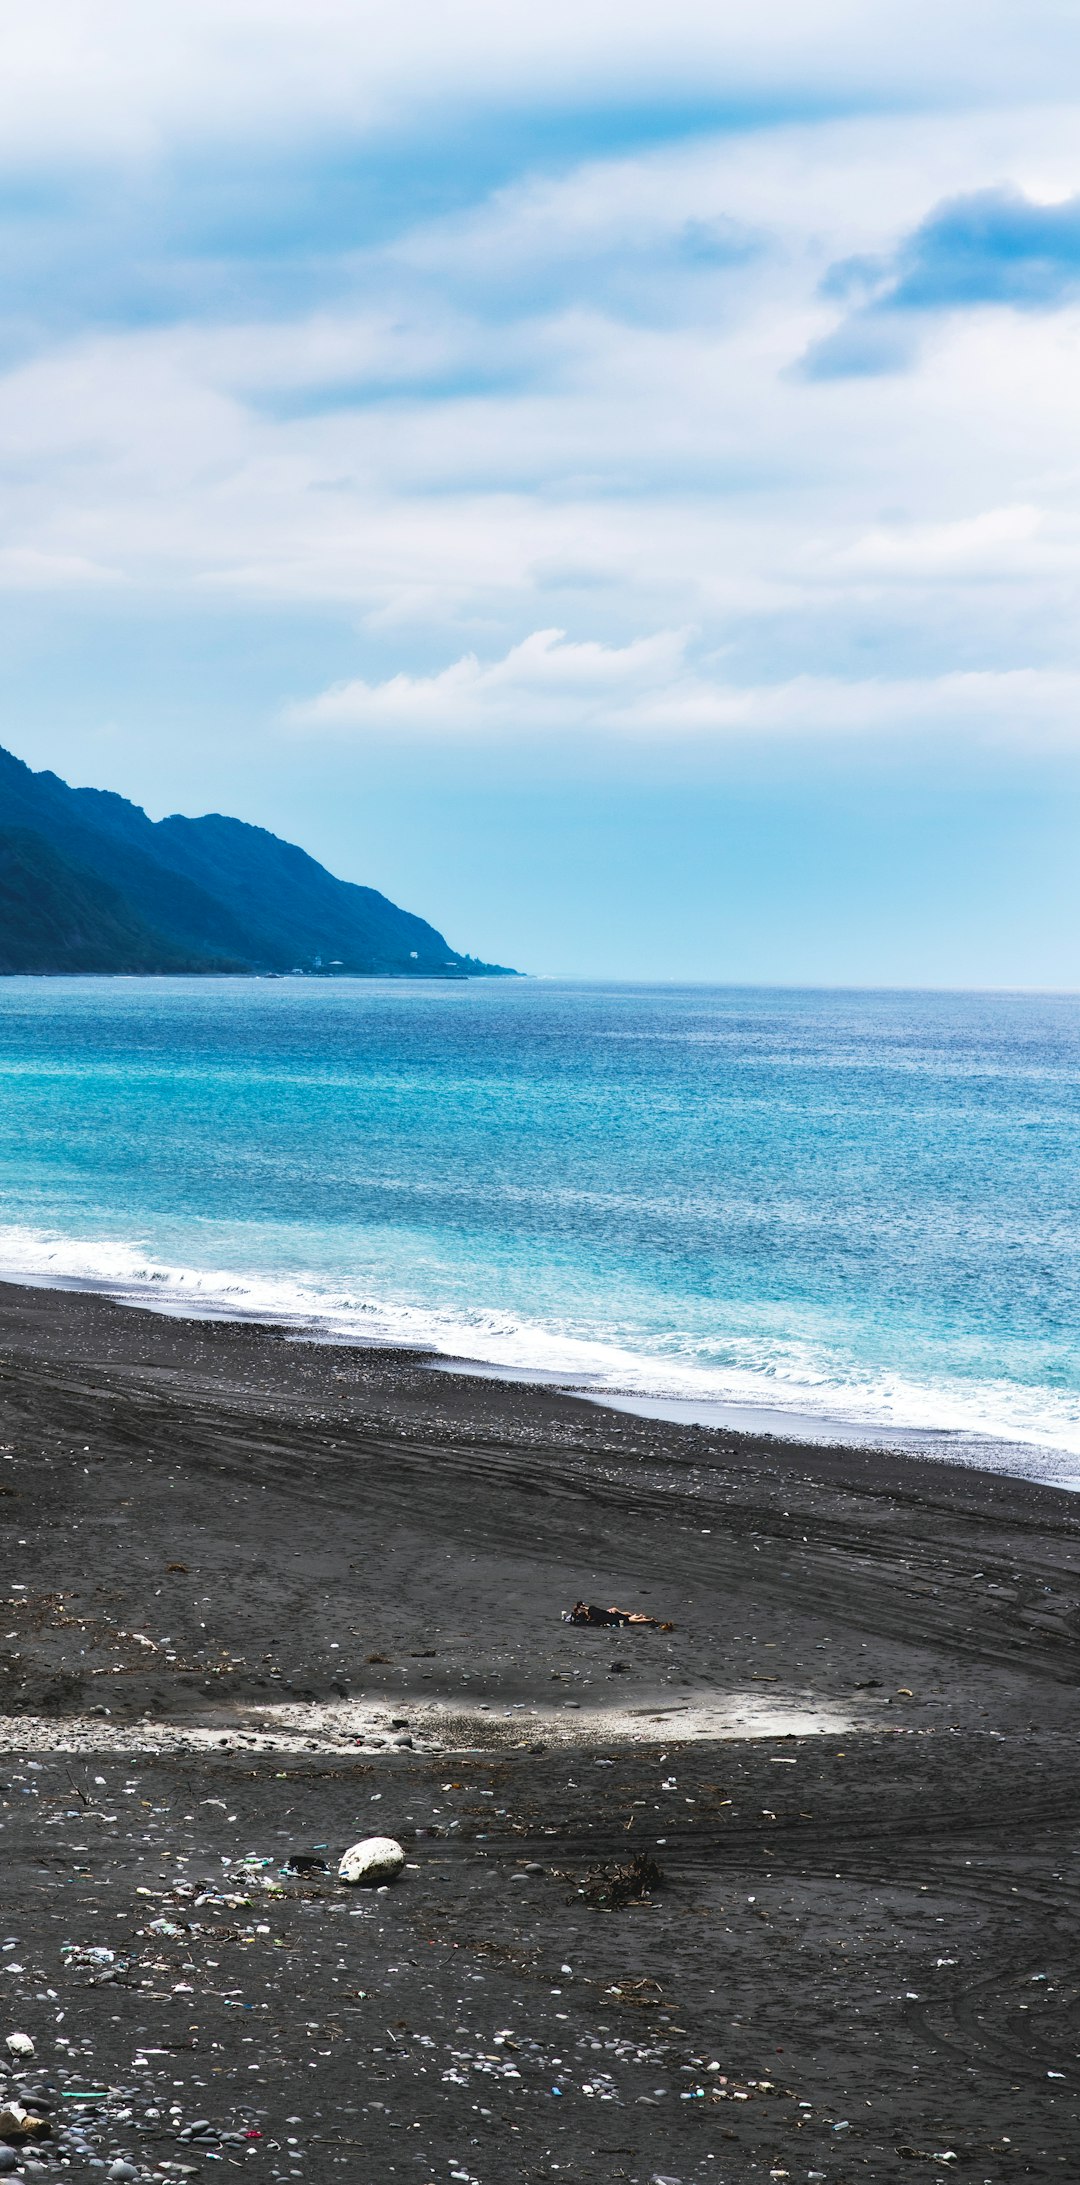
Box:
0 743 514 977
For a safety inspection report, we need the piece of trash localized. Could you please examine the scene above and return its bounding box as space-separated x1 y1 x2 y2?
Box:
564 1602 673 1628
338 1836 406 1885
282 1855 330 1875
4 2033 34 2059
603 1975 664 2007
583 1851 665 1909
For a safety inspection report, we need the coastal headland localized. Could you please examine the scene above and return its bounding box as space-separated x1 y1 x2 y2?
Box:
1 1280 1077 2181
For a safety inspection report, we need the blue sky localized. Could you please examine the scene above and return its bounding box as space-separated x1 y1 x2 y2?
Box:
2 0 1080 981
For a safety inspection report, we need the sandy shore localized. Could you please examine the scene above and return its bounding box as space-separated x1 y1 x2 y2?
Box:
1 1280 1079 2183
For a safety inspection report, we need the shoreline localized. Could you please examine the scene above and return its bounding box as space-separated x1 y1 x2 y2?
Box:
3 1254 1078 1493
1 1277 1078 2180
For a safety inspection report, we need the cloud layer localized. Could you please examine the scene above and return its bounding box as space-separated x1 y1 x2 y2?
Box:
2 2 1080 778
288 629 1080 751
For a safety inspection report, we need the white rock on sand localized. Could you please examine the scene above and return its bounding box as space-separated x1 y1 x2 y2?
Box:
338 1835 406 1885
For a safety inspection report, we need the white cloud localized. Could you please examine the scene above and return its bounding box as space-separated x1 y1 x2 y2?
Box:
0 547 123 589
285 628 1080 747
286 629 690 732
1 1 1075 161
835 505 1044 576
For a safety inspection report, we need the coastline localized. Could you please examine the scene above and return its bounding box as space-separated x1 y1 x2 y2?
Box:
1 1276 1078 2178
3 1240 1079 1492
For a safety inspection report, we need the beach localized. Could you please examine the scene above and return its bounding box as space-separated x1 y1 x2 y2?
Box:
1 1279 1078 2182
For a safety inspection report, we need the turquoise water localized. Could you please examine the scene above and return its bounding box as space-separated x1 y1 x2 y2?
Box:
0 977 1078 1480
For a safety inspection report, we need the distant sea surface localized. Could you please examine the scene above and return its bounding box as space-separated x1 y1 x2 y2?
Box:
0 977 1078 1485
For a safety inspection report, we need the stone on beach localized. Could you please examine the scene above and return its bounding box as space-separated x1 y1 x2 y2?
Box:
338 1834 406 1885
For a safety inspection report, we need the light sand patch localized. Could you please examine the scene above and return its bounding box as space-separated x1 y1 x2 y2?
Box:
0 1688 868 1756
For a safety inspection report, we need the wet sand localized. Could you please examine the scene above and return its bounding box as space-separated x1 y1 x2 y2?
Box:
1 1280 1079 2183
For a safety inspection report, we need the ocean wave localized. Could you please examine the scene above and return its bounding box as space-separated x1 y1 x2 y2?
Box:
0 1219 1078 1480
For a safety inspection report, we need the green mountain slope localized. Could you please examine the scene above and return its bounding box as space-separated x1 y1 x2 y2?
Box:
0 827 239 974
0 744 514 977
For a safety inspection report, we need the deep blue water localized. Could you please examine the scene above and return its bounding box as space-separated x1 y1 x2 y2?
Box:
0 977 1078 1481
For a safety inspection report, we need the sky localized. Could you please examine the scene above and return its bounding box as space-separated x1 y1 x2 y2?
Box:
2 1 1080 981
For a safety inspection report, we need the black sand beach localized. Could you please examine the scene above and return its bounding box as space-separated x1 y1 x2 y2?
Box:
1 1280 1079 2183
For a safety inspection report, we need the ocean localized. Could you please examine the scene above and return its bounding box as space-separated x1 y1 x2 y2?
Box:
0 975 1078 1484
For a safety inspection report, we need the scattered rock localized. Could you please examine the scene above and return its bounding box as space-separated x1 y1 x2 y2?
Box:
4 2035 33 2060
338 1834 406 1885
0 2098 49 2143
